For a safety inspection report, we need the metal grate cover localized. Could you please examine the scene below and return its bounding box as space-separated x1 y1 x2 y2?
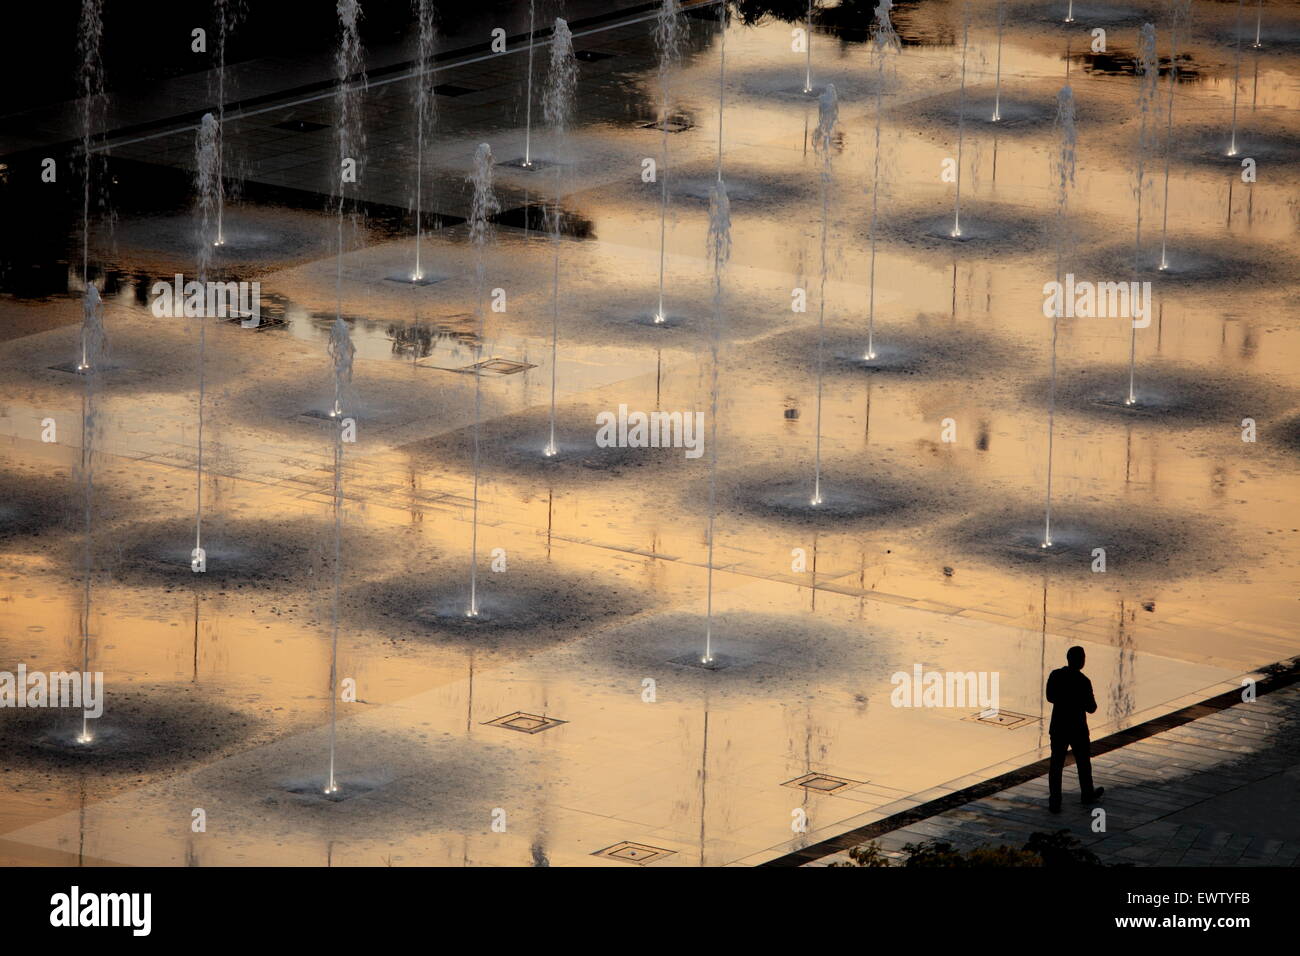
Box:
593 841 675 865
639 117 693 133
457 357 536 376
483 711 566 735
964 709 1038 730
783 772 863 794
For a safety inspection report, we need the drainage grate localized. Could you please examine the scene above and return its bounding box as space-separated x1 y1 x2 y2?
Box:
593 841 675 865
964 709 1038 730
639 117 693 133
272 119 329 133
574 49 618 61
433 83 477 97
457 357 536 376
483 711 567 735
783 772 863 794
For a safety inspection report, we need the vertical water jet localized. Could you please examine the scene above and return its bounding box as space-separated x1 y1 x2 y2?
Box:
811 85 838 508
992 0 1005 122
803 0 815 94
325 0 366 796
1043 85 1076 549
653 0 682 325
193 114 220 571
542 18 576 458
1158 0 1193 271
703 5 731 666
325 317 355 796
466 143 500 618
702 187 731 665
211 0 242 247
411 0 437 281
1229 0 1245 156
75 0 105 747
865 0 899 361
717 0 726 180
1127 23 1158 406
523 0 537 167
952 3 971 238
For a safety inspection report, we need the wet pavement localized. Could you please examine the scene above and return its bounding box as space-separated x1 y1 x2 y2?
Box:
0 0 1297 866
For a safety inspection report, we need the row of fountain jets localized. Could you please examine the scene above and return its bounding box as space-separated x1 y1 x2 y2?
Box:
64 1 1267 794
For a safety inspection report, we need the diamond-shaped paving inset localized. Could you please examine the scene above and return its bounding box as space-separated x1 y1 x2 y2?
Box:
483 711 567 735
456 357 536 376
964 709 1038 730
593 841 675 865
574 49 618 61
783 772 863 795
639 117 693 133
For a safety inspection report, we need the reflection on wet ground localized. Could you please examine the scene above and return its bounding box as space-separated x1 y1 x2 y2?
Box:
0 0 1298 866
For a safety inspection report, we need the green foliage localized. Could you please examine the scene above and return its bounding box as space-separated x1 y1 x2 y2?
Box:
833 830 1105 868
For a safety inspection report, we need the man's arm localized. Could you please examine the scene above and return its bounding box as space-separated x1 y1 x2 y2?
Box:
1045 670 1058 704
1084 675 1097 714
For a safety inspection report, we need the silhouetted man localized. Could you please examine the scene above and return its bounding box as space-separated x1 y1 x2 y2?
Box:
1045 646 1104 813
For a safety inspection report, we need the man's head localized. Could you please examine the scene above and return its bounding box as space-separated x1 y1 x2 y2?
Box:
1066 646 1086 670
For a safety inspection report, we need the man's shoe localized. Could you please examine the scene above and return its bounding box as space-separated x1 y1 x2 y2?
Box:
1048 802 1062 814
1082 787 1105 805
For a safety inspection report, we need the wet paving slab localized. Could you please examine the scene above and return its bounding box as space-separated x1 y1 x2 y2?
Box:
1 0 1298 866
